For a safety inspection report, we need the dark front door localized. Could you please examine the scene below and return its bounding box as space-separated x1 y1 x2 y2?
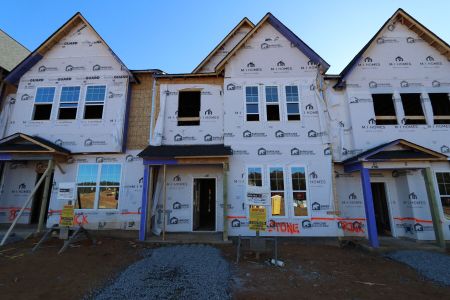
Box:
193 178 216 231
30 172 53 224
371 182 391 235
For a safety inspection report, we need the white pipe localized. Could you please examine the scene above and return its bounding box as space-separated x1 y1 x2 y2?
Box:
149 78 157 144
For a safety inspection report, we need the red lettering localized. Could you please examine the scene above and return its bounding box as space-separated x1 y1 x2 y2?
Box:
280 223 287 232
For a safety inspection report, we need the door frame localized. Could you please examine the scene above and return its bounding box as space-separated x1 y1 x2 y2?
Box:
191 176 217 232
370 178 397 237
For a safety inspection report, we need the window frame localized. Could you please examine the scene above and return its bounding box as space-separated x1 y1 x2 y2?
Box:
284 85 301 122
75 163 122 211
289 165 309 218
428 93 450 124
371 93 397 125
57 85 81 120
400 93 426 125
246 166 264 188
31 86 56 121
268 165 286 218
264 85 281 122
83 84 107 120
435 171 450 220
177 90 201 126
245 85 260 122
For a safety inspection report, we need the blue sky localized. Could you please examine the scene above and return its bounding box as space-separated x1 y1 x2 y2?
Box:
1 0 449 74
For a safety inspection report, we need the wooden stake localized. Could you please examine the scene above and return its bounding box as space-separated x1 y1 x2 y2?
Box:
37 160 54 233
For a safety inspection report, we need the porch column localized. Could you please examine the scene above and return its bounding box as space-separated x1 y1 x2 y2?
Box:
423 167 446 248
139 164 150 241
360 167 379 248
222 162 229 241
37 159 54 233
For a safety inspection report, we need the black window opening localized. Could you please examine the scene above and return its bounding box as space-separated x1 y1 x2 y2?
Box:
84 105 104 119
429 93 450 124
372 94 397 125
178 91 201 126
33 104 53 120
400 93 426 125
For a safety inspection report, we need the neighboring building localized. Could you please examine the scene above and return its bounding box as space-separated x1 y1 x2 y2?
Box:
327 9 450 247
0 28 29 131
0 13 158 231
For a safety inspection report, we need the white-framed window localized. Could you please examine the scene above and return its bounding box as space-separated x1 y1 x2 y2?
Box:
247 167 263 187
265 86 280 121
245 86 259 121
32 87 55 120
290 166 308 217
436 172 450 219
76 163 121 209
58 86 81 120
84 85 106 119
269 167 285 216
285 85 300 121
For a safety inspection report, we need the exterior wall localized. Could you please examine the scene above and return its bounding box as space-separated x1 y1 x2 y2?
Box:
0 151 143 229
47 151 143 230
223 22 336 237
328 21 450 161
127 72 154 150
198 23 252 73
158 82 224 145
152 165 224 232
4 22 130 153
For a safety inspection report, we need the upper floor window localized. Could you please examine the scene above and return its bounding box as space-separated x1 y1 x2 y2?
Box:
400 93 426 125
245 86 259 121
76 163 121 210
372 94 397 125
84 85 106 119
285 86 300 121
248 167 262 187
269 167 285 216
429 93 450 124
58 86 80 120
436 172 450 219
178 91 200 126
265 86 280 121
33 87 55 120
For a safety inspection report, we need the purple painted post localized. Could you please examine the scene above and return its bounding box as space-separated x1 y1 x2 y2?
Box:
139 164 150 241
360 167 379 248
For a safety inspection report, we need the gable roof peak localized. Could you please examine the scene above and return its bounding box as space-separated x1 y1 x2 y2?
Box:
215 12 329 73
5 11 136 84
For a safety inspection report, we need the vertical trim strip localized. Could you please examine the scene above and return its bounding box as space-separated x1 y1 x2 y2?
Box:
139 164 149 241
360 167 379 248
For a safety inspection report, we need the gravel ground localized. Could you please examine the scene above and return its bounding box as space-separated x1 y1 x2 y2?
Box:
91 244 231 300
385 250 450 286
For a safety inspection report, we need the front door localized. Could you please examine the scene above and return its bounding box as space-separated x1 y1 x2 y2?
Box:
371 182 391 236
193 178 216 231
30 172 53 224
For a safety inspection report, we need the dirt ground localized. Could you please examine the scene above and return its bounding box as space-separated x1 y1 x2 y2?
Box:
0 237 144 300
219 239 450 300
1 237 450 299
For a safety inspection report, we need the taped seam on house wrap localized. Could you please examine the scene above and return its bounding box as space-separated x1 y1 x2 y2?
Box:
0 96 14 139
151 84 167 146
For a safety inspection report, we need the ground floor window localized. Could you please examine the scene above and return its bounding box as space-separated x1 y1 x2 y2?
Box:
269 167 285 216
76 163 121 209
436 172 450 218
291 167 308 216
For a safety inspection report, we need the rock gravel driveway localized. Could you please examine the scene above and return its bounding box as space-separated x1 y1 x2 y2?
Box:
385 250 450 286
92 244 231 299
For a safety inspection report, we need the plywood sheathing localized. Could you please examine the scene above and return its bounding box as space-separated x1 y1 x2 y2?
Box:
126 72 154 150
